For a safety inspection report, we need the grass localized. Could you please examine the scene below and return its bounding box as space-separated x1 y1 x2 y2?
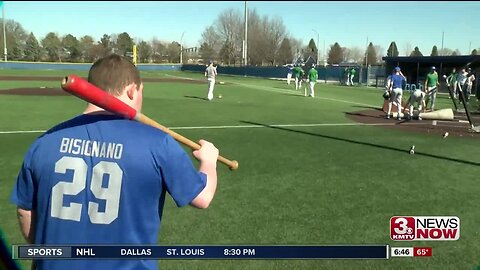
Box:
0 69 479 270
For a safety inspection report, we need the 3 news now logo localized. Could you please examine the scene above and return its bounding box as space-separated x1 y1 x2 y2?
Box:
390 216 460 241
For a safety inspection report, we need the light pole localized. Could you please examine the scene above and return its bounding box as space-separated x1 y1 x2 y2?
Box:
312 29 319 66
441 31 444 55
243 1 248 66
323 39 326 66
180 31 185 64
2 2 7 62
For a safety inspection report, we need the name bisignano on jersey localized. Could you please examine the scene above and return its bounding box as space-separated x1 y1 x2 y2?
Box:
59 137 124 160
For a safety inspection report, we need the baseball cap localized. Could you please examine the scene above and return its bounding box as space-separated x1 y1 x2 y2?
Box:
208 60 213 64
394 67 401 71
431 66 436 70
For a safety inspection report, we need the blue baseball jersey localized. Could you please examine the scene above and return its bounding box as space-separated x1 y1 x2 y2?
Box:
287 66 293 75
391 74 405 89
11 114 207 270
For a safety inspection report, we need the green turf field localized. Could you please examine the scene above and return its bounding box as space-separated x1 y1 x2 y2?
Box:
1 69 479 270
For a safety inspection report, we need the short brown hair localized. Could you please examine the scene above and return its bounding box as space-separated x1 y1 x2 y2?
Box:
88 54 142 96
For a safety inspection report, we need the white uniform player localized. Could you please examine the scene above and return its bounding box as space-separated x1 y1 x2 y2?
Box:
205 60 217 101
466 68 475 101
456 68 468 102
407 89 426 120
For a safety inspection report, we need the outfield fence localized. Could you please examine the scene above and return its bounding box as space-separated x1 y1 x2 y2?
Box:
1 61 421 89
0 61 182 71
182 64 387 87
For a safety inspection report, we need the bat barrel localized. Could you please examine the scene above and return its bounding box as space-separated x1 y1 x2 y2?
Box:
61 75 137 120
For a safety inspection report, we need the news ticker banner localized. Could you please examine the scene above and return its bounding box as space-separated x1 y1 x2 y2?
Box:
12 245 432 260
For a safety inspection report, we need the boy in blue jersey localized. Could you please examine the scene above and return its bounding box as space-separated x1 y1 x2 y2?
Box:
11 54 219 270
386 67 406 120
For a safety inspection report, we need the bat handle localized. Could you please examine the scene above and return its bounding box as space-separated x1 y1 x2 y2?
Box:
136 113 239 170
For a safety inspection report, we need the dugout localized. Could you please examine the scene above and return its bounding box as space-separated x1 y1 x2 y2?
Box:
382 55 480 93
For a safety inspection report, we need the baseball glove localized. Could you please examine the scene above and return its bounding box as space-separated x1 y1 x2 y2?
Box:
383 91 391 100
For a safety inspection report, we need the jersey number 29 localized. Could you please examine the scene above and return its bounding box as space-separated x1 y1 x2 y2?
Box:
51 156 123 224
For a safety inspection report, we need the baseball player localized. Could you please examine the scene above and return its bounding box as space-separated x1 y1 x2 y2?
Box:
407 87 426 120
386 67 406 120
301 63 309 93
307 63 318 97
10 54 220 270
424 66 440 111
456 67 469 103
286 64 293 85
446 68 457 99
348 67 356 86
385 69 395 89
343 67 349 85
205 60 217 101
292 64 305 90
466 68 476 102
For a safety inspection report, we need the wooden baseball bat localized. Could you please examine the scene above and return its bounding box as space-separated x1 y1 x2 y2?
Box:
61 75 239 170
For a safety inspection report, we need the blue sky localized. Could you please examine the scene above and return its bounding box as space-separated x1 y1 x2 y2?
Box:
3 1 480 55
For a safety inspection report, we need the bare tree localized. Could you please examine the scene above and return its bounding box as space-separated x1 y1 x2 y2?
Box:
110 33 118 54
246 8 265 65
374 45 384 64
278 38 293 65
200 26 221 53
349 47 364 64
342 46 366 64
137 40 152 63
342 47 350 62
199 7 287 66
151 38 168 63
262 15 286 65
215 8 243 65
452 48 462 56
290 38 304 62
167 41 181 63
438 48 453 56
403 42 413 56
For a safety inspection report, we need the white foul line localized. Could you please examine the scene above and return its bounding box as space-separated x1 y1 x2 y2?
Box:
0 122 426 135
232 81 380 108
0 130 47 134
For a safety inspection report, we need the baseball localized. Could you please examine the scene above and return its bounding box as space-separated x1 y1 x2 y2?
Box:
218 94 222 99
409 145 415 155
